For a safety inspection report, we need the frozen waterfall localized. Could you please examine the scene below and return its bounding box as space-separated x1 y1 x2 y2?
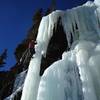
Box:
21 1 100 100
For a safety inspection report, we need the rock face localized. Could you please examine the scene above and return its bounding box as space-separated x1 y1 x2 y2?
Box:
0 63 28 100
0 71 15 100
5 70 27 100
40 17 70 76
0 58 31 100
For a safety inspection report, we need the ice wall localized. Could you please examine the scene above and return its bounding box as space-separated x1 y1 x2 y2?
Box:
94 0 100 6
21 55 42 100
21 0 100 100
37 0 100 52
37 51 83 100
37 40 100 100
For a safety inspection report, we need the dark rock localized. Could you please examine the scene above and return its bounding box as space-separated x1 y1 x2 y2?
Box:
40 17 70 76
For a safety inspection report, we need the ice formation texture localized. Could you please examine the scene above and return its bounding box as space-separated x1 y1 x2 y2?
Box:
21 1 100 100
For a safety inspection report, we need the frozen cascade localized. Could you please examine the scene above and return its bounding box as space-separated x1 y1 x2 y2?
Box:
21 1 100 100
21 55 42 100
37 51 83 100
94 0 100 6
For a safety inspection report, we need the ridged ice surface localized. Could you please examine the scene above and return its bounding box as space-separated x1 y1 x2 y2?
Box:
21 1 100 100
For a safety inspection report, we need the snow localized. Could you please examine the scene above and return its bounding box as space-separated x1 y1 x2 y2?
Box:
21 1 100 100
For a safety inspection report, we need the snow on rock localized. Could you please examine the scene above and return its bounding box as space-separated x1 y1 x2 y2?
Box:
4 86 23 100
13 70 27 92
4 70 27 100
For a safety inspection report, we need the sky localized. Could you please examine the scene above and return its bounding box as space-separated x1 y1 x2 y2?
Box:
0 0 94 71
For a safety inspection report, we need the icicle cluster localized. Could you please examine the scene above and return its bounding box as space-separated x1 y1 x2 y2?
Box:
21 1 100 100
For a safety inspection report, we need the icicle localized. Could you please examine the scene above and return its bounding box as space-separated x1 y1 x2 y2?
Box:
21 1 100 100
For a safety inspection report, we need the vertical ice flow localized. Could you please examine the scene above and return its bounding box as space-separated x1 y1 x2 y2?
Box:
21 1 100 100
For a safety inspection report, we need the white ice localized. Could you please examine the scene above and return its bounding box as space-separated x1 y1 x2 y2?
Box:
37 51 83 100
21 0 100 100
94 0 100 6
21 54 42 100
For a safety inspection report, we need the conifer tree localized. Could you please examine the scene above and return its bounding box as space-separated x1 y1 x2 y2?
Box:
45 0 56 16
27 8 43 40
50 0 56 11
0 49 8 67
15 9 43 62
